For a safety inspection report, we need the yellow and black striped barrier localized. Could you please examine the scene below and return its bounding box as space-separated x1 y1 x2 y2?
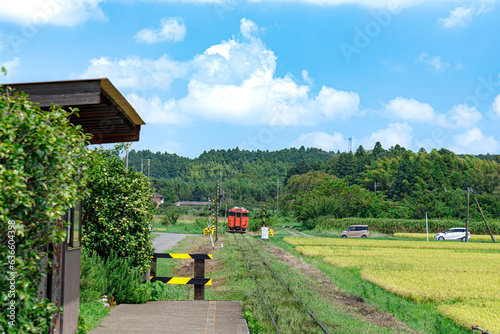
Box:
150 253 212 260
150 253 212 300
150 276 212 285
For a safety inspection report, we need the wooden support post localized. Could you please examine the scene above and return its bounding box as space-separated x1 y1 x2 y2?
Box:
472 192 496 243
150 256 157 278
194 259 205 300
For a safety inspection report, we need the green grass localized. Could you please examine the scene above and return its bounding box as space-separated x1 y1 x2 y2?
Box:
77 300 111 333
152 215 228 235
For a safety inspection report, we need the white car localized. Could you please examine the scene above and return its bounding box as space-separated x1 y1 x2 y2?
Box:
434 227 470 241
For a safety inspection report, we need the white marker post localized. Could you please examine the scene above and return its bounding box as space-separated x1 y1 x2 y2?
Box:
261 226 269 240
426 212 429 242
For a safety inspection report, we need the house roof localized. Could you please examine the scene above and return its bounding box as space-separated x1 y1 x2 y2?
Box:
175 201 212 207
3 78 144 144
154 192 164 198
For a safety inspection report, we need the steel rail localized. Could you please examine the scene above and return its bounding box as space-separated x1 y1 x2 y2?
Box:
242 236 331 334
233 234 281 334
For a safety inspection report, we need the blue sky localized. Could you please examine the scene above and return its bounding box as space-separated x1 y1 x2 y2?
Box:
1 0 500 158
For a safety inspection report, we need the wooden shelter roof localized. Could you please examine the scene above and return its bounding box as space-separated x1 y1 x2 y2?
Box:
4 78 144 144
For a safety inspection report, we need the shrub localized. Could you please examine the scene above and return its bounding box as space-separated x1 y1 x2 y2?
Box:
161 206 181 226
315 217 500 235
80 251 150 304
82 146 155 273
0 87 89 333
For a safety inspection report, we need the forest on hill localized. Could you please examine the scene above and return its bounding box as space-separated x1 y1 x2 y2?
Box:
127 143 500 222
127 146 333 206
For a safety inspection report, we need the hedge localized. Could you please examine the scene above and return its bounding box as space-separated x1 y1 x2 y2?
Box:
315 217 500 235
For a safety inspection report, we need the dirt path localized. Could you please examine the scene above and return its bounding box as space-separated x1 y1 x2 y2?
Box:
282 226 314 237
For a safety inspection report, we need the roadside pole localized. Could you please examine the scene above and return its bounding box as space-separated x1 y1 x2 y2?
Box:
426 212 428 242
215 182 219 242
466 187 470 243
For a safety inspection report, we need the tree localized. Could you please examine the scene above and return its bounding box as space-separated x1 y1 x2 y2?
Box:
391 151 416 200
82 146 155 273
372 141 385 157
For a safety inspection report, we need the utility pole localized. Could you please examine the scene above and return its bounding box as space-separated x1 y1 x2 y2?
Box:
276 178 280 214
147 159 150 179
466 187 470 242
471 188 496 243
125 143 131 172
215 181 219 242
374 181 377 194
141 159 144 174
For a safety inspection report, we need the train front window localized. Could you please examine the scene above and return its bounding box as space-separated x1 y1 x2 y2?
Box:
242 213 249 217
228 212 236 216
237 213 241 218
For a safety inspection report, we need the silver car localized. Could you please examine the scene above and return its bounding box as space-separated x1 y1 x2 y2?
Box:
434 227 470 241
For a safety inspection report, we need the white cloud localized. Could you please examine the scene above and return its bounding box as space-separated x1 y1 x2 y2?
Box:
451 127 498 154
134 0 471 10
446 104 482 129
240 18 258 39
0 0 105 26
290 132 346 152
384 97 435 122
361 123 413 149
79 55 190 91
0 57 21 76
302 70 313 85
127 94 188 125
81 18 359 126
438 5 475 29
492 94 500 117
134 17 186 44
0 32 5 52
383 98 482 129
416 52 451 72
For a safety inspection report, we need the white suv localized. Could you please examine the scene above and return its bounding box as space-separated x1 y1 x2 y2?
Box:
434 227 470 241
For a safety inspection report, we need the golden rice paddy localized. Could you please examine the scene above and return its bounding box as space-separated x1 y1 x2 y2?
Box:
284 237 500 333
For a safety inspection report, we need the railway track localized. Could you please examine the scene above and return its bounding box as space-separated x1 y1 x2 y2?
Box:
232 234 330 334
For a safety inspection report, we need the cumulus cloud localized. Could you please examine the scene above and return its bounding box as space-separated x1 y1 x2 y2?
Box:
240 18 258 39
492 94 500 117
290 132 346 152
383 98 482 129
438 5 475 29
451 127 498 154
384 97 435 122
127 94 188 125
134 17 186 44
361 123 413 149
446 104 482 129
81 18 360 126
0 0 105 26
0 57 21 77
133 0 465 10
79 55 190 91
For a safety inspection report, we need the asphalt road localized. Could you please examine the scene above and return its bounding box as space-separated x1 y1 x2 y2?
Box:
152 232 192 253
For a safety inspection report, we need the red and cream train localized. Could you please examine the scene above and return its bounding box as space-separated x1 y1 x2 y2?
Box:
227 206 249 233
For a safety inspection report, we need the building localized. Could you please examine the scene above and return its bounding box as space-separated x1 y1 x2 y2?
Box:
152 192 165 208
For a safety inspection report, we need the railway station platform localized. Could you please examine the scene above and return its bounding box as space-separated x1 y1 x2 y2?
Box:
88 300 249 334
